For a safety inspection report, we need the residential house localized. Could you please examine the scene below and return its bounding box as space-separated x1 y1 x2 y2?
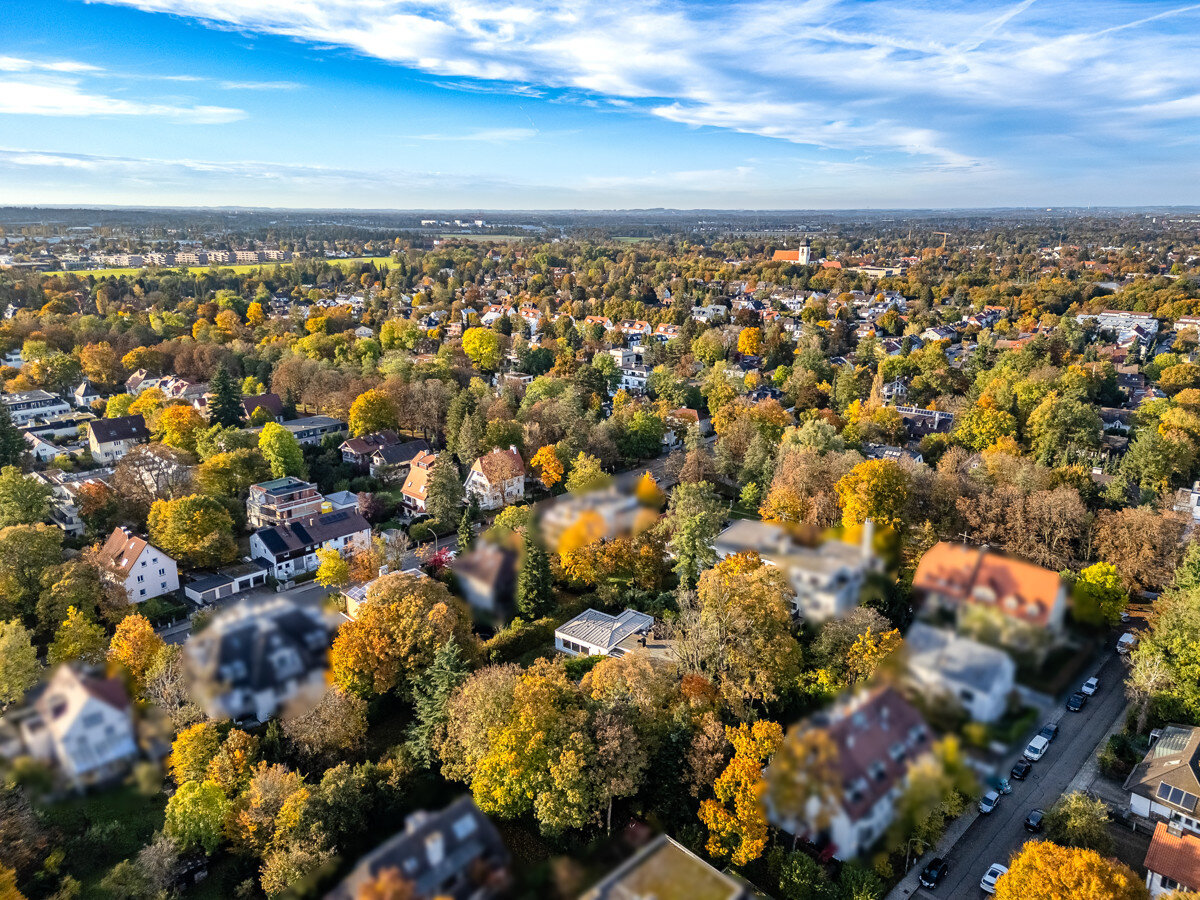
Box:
250 509 371 581
340 430 401 466
618 364 650 393
465 446 525 510
690 304 727 322
2 389 71 426
95 527 180 603
72 380 101 409
583 315 614 330
904 623 1016 723
400 450 437 515
714 519 880 621
555 608 654 658
912 542 1068 653
0 666 137 787
324 490 360 513
326 796 511 900
608 347 641 369
183 597 331 723
35 467 114 536
239 392 284 422
619 319 652 336
581 835 747 900
1177 481 1200 525
183 561 270 605
662 407 701 450
880 378 908 404
452 541 518 621
1144 821 1200 897
895 406 954 437
653 323 682 341
369 438 432 481
24 431 62 463
250 415 347 446
87 414 149 463
768 686 934 860
246 477 325 528
1126 726 1200 836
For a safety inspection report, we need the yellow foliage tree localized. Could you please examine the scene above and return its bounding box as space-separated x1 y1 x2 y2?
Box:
698 720 783 865
846 627 903 685
995 840 1149 900
530 445 563 491
737 327 761 356
315 547 351 589
169 721 221 785
835 458 910 529
108 613 165 687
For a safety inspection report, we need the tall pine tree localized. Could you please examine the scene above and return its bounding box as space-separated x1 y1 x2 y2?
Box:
406 637 468 767
207 366 245 428
515 527 554 619
0 404 24 468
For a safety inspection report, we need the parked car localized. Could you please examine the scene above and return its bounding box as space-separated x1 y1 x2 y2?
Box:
1024 735 1050 761
979 790 1002 814
1025 808 1045 833
1082 676 1100 696
1011 759 1033 780
1117 632 1138 654
1038 722 1059 743
1067 691 1088 712
919 857 949 889
981 863 1008 894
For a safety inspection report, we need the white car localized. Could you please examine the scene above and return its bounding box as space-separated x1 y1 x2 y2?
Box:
1024 735 1050 762
979 790 1001 814
981 863 1008 894
1082 676 1099 696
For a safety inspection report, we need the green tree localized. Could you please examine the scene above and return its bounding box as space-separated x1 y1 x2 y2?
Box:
206 365 245 429
515 527 554 619
1027 391 1101 464
348 389 399 437
196 448 271 499
406 637 469 767
424 455 463 529
0 467 50 529
0 524 62 625
565 452 609 494
664 481 724 588
457 508 474 551
1044 790 1115 854
47 606 107 667
258 422 307 479
164 781 228 855
0 404 25 468
0 619 40 706
1072 562 1128 626
148 495 237 568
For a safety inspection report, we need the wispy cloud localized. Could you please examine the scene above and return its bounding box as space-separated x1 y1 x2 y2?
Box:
413 127 537 143
0 56 103 74
217 79 301 90
0 78 244 123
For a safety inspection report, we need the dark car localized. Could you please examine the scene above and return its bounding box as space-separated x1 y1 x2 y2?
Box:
1024 808 1045 833
1011 759 1033 780
919 857 949 889
1067 691 1088 712
1039 722 1059 743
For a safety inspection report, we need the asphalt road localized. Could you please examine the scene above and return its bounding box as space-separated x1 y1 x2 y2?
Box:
907 648 1128 898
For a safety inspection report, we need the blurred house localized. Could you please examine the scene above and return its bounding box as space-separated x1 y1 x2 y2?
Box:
87 414 149 463
1125 725 1200 837
555 608 655 658
1144 821 1200 897
326 796 510 900
465 446 525 510
452 541 517 620
184 597 330 723
713 520 879 621
539 486 641 549
581 834 748 900
95 527 180 603
250 509 371 581
768 686 933 860
904 622 1016 723
246 476 325 528
912 542 1067 652
0 666 137 788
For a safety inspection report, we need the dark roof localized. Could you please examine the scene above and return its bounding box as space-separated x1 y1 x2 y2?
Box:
341 430 401 456
371 438 431 466
242 393 283 417
254 509 370 557
88 414 149 444
1125 725 1200 811
328 796 509 900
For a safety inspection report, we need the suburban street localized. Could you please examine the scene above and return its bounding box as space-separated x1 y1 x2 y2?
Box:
896 647 1129 898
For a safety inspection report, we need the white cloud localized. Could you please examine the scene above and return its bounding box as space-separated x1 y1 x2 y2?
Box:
0 78 245 123
413 127 537 142
217 79 302 89
0 56 103 74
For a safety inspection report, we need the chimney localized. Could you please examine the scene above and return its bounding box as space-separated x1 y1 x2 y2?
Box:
861 518 875 560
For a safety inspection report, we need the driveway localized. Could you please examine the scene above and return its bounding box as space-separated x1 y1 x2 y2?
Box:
899 648 1128 898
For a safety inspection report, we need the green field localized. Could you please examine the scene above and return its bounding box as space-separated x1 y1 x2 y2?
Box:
63 256 397 279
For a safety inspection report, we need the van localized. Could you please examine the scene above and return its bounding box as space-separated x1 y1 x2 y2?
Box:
1024 735 1050 761
1117 633 1138 655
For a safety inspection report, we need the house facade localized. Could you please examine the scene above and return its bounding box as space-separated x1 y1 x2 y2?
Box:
3 389 71 426
87 414 150 463
465 446 525 510
96 527 180 603
246 476 325 528
1126 726 1200 836
401 450 437 514
250 509 371 580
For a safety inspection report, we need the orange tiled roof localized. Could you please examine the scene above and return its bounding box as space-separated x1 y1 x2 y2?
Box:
1146 822 1200 891
472 447 524 484
773 249 803 262
912 541 1062 627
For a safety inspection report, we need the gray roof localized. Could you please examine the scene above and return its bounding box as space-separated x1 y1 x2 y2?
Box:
905 622 1014 693
1125 725 1200 811
88 414 149 444
556 608 653 651
254 509 370 557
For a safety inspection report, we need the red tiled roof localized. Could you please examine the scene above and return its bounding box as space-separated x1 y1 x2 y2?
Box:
1146 822 1200 891
912 542 1062 627
472 447 524 484
98 527 150 576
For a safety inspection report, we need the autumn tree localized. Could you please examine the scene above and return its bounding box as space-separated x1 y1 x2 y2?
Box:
315 547 351 589
699 720 783 865
530 444 564 491
112 443 195 508
47 606 106 667
108 613 165 688
197 448 270 499
737 326 761 356
1095 507 1186 592
258 422 307 479
349 389 399 437
331 573 473 697
164 780 228 855
836 458 909 529
169 722 222 784
148 495 237 568
462 327 501 371
0 524 62 624
282 686 368 766
156 404 207 454
995 841 1148 900
766 726 842 838
1044 790 1114 854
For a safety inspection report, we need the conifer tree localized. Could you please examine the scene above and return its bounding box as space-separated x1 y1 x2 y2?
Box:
406 637 468 767
515 527 554 619
207 366 245 428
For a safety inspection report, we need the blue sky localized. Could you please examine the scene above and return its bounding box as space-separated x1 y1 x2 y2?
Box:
2 0 1199 209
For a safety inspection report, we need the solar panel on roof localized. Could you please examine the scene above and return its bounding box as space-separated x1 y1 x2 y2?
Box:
1156 781 1199 811
323 510 350 524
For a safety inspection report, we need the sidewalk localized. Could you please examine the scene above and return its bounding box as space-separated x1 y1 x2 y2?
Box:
885 808 980 899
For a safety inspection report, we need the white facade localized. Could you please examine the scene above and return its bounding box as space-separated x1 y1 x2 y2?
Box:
123 544 180 602
905 623 1016 723
3 390 71 426
555 608 654 657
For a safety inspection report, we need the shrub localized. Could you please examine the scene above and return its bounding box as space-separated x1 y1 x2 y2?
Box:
482 616 556 664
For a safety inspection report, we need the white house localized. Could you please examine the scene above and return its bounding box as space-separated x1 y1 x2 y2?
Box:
2 389 71 426
400 450 437 515
96 527 180 603
555 608 654 657
250 509 371 581
465 446 525 511
1126 725 1200 836
87 414 150 463
714 519 879 621
1144 821 1200 898
0 666 137 787
905 623 1016 723
768 687 933 860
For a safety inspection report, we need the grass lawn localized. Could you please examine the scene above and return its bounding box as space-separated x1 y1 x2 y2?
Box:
67 256 396 279
39 784 166 896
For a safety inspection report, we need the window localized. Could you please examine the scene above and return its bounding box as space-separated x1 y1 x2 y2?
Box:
141 560 146 567
137 575 144 583
158 568 165 575
1161 876 1179 890
139 588 146 596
